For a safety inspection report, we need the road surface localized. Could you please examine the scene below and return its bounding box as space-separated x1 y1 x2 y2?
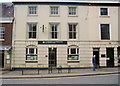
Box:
1 74 119 84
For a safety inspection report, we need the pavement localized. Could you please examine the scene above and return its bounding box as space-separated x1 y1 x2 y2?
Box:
0 67 120 79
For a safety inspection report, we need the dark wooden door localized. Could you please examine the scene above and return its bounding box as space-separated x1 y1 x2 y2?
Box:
106 48 114 67
49 48 57 67
0 50 4 68
93 48 99 67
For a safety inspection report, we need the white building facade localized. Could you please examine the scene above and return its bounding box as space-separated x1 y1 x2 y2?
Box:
12 0 120 70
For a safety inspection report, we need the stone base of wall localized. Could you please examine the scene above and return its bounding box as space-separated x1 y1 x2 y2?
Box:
12 40 119 69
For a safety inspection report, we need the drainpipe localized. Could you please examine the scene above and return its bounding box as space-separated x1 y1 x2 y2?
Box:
10 5 15 70
10 17 14 70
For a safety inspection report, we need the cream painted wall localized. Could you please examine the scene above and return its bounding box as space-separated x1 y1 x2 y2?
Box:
14 5 118 41
12 4 119 68
118 7 120 41
88 6 118 41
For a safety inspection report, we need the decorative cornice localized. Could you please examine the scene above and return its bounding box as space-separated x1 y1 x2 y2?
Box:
12 0 120 3
13 1 120 6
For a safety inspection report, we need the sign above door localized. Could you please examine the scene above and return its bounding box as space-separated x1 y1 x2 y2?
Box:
38 41 67 45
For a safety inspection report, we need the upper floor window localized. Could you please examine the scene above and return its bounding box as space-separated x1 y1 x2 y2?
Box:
69 7 77 16
100 24 110 40
28 24 37 39
26 46 37 61
100 8 109 16
50 7 59 15
69 24 77 39
50 24 59 39
29 6 37 15
0 27 5 40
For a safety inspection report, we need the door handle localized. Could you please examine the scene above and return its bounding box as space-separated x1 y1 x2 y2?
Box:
107 57 110 60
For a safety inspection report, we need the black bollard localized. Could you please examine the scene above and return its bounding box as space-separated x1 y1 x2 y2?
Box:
51 66 52 73
48 67 50 74
60 66 62 73
58 66 62 73
22 70 24 75
68 65 71 73
38 69 39 75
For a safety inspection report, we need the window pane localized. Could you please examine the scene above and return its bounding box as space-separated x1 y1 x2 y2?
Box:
28 24 37 39
73 32 76 39
26 56 31 60
69 7 76 15
52 32 54 38
69 32 72 39
33 24 36 31
29 7 37 14
73 25 76 31
26 56 37 60
50 24 58 39
33 32 36 38
68 55 78 60
29 32 32 38
51 7 58 15
55 32 57 38
71 48 76 54
55 25 58 31
101 8 108 15
52 25 54 31
69 24 72 31
101 24 110 40
0 27 5 39
68 47 79 60
29 24 32 31
29 48 34 54
26 48 37 61
69 24 77 39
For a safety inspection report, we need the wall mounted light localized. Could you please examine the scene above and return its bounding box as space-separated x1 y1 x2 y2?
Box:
42 25 44 32
40 25 47 32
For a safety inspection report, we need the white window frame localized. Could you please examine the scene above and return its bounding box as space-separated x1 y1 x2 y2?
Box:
49 23 59 39
50 6 59 16
28 23 37 39
68 23 77 39
28 6 37 15
100 24 111 40
68 47 79 61
68 7 77 16
26 47 37 61
99 8 109 16
0 27 5 40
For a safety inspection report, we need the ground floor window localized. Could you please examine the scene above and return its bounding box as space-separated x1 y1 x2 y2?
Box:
26 47 37 61
118 47 120 63
68 46 79 60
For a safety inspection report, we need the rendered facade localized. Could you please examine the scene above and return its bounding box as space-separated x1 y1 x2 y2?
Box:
12 0 120 70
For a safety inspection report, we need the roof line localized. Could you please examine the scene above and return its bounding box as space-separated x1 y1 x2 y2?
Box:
12 0 120 3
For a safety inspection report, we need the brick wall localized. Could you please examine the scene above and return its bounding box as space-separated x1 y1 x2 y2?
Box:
0 23 13 46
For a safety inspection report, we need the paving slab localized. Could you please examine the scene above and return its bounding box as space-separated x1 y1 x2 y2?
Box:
0 67 119 79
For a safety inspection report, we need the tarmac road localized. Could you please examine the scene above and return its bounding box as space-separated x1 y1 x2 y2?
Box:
1 74 119 84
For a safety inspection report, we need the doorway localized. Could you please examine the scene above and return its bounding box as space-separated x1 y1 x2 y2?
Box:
106 48 114 67
49 48 57 67
93 48 99 68
0 50 4 68
118 47 120 64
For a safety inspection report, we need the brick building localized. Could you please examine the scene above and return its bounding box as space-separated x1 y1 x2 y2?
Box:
0 3 14 70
